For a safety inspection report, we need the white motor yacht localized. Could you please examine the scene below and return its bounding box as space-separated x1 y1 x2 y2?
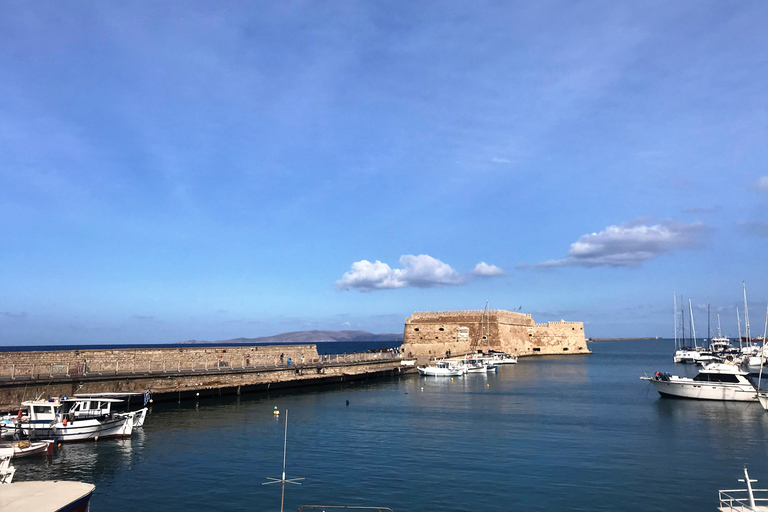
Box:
641 363 757 401
18 398 133 441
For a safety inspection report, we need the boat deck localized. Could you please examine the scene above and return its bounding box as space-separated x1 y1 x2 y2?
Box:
0 481 95 512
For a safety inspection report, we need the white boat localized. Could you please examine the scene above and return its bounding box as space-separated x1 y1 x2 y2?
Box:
484 351 518 364
18 398 133 441
718 466 768 511
417 361 465 377
464 359 487 373
73 392 150 427
641 363 758 401
0 440 52 458
0 448 96 512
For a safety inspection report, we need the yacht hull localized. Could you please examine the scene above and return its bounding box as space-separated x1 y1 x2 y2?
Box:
649 379 757 401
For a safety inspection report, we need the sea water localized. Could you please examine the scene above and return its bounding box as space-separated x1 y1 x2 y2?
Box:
11 339 768 511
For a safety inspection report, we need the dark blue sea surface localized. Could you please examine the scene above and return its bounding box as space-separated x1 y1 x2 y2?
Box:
12 340 768 511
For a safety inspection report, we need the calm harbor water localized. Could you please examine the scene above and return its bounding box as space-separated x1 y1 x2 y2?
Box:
12 339 768 511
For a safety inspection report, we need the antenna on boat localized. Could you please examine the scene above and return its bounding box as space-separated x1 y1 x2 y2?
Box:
739 466 758 510
717 313 723 338
263 409 304 512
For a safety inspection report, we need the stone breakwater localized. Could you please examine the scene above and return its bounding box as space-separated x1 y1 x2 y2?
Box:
0 344 409 411
401 309 589 361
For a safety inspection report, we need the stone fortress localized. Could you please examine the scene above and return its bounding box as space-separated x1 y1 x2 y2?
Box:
400 309 589 361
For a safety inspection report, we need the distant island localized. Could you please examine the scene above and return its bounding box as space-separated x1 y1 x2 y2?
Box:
182 330 404 345
587 337 662 342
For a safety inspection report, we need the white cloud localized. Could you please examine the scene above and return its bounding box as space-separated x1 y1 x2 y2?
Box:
524 219 708 268
471 262 506 277
491 157 513 164
756 176 768 193
336 254 463 291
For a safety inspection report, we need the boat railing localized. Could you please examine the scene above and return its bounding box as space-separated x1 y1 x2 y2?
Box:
718 488 768 511
296 506 394 512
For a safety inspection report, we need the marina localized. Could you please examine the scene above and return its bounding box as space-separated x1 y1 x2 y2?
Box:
6 339 768 511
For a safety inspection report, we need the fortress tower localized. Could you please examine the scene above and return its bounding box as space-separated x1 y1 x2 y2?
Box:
401 309 589 361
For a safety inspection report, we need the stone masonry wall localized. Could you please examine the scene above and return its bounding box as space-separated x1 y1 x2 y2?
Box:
401 309 588 361
0 345 319 378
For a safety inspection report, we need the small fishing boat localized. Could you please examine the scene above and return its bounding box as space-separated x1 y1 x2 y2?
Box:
641 363 758 401
18 398 133 441
0 440 53 458
417 361 464 377
73 392 150 427
0 448 96 512
484 351 518 364
464 359 487 373
717 466 768 511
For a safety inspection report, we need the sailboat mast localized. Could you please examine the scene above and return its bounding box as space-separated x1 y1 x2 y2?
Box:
744 282 751 347
689 299 697 348
707 302 711 345
681 299 686 347
737 306 742 351
673 293 678 352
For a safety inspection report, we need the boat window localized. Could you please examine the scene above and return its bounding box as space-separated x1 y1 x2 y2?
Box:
33 406 51 414
694 373 740 383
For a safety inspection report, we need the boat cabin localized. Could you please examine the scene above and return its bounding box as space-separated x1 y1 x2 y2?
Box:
21 398 124 422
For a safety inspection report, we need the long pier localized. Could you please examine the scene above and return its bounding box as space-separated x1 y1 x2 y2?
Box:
0 345 416 411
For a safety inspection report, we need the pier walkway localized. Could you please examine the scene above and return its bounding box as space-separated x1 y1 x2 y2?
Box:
0 350 414 411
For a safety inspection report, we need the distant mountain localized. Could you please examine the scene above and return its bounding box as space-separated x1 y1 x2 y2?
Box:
182 330 403 345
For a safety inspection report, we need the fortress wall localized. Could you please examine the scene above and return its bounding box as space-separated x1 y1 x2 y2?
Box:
529 321 588 355
401 310 588 361
0 345 319 377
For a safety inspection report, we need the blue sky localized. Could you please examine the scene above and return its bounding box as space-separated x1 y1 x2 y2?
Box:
1 1 767 345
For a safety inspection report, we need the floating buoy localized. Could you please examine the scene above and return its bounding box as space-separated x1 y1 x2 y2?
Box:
450 378 453 382
273 406 280 416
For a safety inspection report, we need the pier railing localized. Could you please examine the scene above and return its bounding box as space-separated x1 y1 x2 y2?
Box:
718 488 768 511
0 351 402 381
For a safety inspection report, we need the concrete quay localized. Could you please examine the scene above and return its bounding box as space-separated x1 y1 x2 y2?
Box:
0 347 414 411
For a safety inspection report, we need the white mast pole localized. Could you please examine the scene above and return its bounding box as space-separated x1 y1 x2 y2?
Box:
737 306 743 351
744 282 751 348
717 313 722 338
689 299 697 349
674 293 678 352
